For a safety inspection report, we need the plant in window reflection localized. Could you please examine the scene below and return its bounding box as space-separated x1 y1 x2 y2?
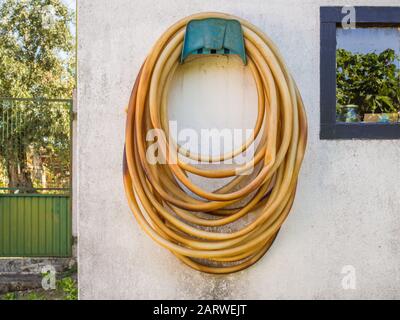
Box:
336 48 400 122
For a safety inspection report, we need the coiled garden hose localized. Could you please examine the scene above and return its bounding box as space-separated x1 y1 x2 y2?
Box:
123 12 308 274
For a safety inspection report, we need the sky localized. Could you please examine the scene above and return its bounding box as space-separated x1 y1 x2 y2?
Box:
62 0 75 11
337 27 400 55
61 0 76 37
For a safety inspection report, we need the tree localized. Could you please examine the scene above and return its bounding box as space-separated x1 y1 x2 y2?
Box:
0 0 75 192
337 48 400 116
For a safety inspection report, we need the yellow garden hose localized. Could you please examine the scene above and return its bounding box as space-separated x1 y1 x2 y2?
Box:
123 12 308 274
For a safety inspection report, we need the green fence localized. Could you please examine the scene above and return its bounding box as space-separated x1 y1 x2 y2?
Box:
0 194 71 257
0 98 73 257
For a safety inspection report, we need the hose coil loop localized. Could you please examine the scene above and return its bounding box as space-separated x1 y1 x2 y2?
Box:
124 12 308 274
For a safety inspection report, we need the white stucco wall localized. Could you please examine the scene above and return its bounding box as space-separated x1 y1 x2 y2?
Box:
77 0 400 300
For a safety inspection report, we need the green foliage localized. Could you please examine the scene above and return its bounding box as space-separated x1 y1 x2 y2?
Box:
0 0 75 98
336 48 400 116
27 292 45 300
0 277 78 301
0 100 72 190
57 276 78 300
2 292 17 300
0 0 75 190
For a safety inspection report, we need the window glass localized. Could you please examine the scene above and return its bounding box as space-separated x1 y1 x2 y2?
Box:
336 27 400 123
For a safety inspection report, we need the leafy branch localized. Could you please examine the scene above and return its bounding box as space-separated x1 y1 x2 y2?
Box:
337 48 400 115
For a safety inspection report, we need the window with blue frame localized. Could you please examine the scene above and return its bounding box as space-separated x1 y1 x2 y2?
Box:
320 6 400 139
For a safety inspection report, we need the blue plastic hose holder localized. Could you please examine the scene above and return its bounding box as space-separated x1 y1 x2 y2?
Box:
180 18 247 65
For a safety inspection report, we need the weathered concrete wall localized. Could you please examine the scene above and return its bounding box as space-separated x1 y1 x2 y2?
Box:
77 0 400 299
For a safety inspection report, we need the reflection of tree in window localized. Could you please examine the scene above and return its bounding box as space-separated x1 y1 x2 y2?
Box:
336 28 400 123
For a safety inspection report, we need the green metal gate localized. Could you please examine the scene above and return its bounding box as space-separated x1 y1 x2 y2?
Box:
0 98 73 257
0 195 71 257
